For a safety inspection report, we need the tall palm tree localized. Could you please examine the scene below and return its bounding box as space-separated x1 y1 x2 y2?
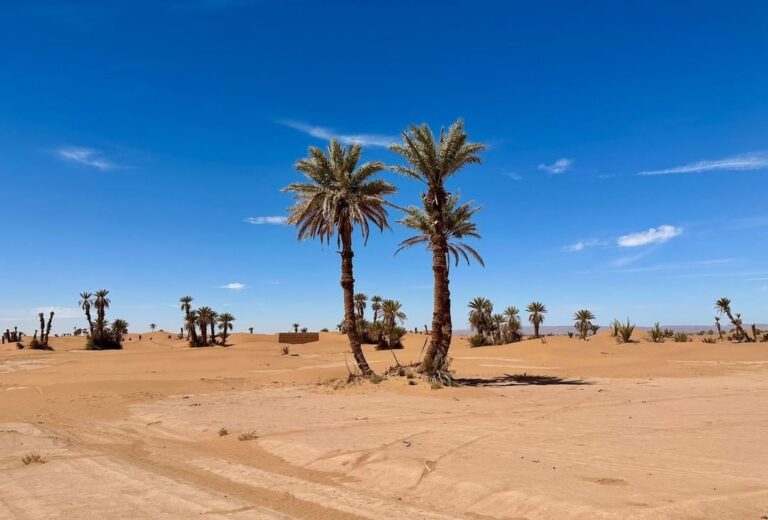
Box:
209 310 218 344
195 307 214 346
93 289 111 338
283 140 396 376
370 296 383 323
396 194 484 269
217 313 235 346
180 296 194 341
390 120 486 373
573 309 595 340
715 297 753 342
526 301 547 338
354 293 368 320
79 292 94 333
150 323 157 332
184 312 199 346
491 314 506 345
468 297 493 341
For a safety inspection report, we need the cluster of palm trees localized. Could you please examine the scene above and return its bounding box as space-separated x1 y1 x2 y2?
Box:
284 120 485 377
179 296 235 347
350 293 408 349
467 299 549 346
78 290 128 349
573 309 596 340
715 297 756 342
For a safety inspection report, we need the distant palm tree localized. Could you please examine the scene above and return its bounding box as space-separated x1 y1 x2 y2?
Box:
283 140 396 376
715 316 723 339
573 309 595 340
195 307 214 345
180 296 195 341
184 313 198 346
468 297 493 341
150 323 156 332
248 327 254 334
292 322 300 333
715 297 753 342
390 120 486 374
526 301 547 338
370 296 383 323
354 293 368 320
112 319 129 342
209 310 218 344
381 299 406 327
79 292 94 333
397 194 484 270
491 313 506 344
93 289 111 338
503 306 522 343
217 313 235 345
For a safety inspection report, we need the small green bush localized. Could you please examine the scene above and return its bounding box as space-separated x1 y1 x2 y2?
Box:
647 322 664 343
280 345 290 355
673 332 689 343
615 318 635 343
468 334 487 348
701 337 718 344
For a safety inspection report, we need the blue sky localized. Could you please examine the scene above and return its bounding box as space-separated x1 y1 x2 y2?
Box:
1 1 767 334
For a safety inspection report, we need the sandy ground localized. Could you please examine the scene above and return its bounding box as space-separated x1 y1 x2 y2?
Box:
1 331 767 519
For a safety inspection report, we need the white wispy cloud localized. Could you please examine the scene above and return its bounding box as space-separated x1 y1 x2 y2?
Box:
0 306 84 321
609 258 735 274
638 152 768 176
563 239 605 252
617 225 682 247
245 216 288 225
277 120 397 148
219 282 246 290
537 158 573 174
505 172 523 181
56 146 119 171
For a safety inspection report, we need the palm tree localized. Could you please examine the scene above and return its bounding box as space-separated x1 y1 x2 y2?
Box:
503 306 522 343
526 301 547 338
79 291 94 333
715 297 753 342
112 319 129 342
381 299 406 327
468 297 493 342
196 307 214 346
150 323 156 332
292 322 300 333
354 293 368 320
370 296 383 323
217 313 235 346
390 120 486 374
184 313 199 346
397 194 484 269
283 140 396 376
573 309 595 340
491 313 506 345
93 289 111 338
715 316 723 340
209 310 218 344
180 296 195 341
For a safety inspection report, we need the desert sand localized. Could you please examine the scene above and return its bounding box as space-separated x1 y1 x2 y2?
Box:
2 331 768 519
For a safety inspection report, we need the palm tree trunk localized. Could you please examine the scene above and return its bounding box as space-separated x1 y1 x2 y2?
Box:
199 321 207 345
85 308 93 335
725 309 752 342
210 322 216 344
422 187 451 374
340 227 373 376
534 321 540 339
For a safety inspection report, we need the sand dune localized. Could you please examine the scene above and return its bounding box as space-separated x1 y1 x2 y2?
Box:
2 331 767 519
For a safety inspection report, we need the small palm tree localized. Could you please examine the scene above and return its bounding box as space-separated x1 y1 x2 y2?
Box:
714 316 723 339
284 140 396 376
209 310 218 344
468 297 493 343
180 296 195 341
79 292 94 333
381 299 406 327
390 120 486 374
491 313 506 345
184 313 199 346
370 295 383 323
112 319 129 342
292 322 300 333
503 306 522 343
715 297 753 342
525 301 547 338
217 313 235 346
354 293 368 320
573 309 595 340
150 323 156 332
93 289 111 338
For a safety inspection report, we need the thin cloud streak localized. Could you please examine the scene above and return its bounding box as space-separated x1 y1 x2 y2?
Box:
638 152 768 176
219 282 246 290
277 120 397 148
617 225 682 247
563 239 605 252
537 158 573 174
245 216 287 225
609 258 736 274
56 147 120 170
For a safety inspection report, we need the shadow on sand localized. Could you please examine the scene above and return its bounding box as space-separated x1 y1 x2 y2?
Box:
456 373 592 387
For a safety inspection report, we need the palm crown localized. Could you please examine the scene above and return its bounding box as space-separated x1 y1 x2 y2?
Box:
283 140 396 245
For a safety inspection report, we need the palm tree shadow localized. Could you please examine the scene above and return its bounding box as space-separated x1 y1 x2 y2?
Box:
456 373 592 387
